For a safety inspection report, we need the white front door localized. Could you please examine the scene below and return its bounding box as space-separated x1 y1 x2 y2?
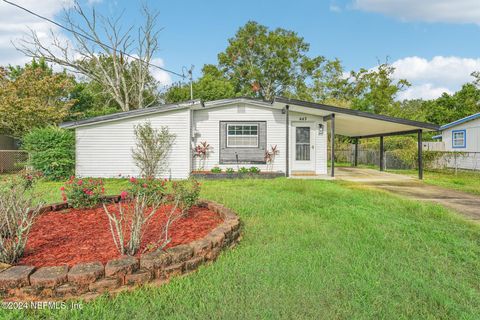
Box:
291 123 315 172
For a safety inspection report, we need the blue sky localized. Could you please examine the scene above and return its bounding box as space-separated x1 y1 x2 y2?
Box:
1 0 480 100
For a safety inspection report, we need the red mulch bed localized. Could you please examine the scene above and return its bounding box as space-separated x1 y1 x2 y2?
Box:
18 203 223 268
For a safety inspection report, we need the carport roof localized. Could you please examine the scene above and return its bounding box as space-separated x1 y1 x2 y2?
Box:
274 96 440 138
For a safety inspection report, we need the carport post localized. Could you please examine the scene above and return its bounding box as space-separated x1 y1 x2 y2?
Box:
353 138 358 167
379 136 385 171
418 130 423 180
330 114 335 177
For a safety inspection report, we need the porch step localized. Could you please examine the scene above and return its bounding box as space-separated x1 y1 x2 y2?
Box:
291 171 317 176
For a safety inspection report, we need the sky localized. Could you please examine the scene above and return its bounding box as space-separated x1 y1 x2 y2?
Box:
1 0 480 100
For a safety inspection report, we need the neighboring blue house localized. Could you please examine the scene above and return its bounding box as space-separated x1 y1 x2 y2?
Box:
432 112 480 170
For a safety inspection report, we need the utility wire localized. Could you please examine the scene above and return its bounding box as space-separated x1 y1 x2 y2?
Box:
2 0 187 78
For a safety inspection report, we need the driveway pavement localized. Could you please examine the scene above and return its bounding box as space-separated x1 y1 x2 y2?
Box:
335 167 480 221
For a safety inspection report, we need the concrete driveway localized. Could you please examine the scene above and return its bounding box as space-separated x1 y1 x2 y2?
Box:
335 167 480 221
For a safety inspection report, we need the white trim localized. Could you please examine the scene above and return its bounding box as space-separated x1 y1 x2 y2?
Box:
226 123 259 148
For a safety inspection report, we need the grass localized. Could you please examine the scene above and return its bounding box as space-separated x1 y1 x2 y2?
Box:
331 162 480 196
389 169 480 196
2 178 480 319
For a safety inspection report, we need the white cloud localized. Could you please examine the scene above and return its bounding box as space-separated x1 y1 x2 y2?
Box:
87 0 102 5
397 84 452 101
0 0 73 67
329 4 341 13
353 0 480 24
150 58 172 86
390 56 480 100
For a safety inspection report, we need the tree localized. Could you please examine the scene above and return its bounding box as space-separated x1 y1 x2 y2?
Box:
0 59 75 138
132 122 176 178
163 65 235 103
346 62 410 114
217 21 341 100
17 1 161 112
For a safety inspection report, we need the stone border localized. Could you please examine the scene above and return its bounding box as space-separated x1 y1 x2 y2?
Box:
0 199 241 301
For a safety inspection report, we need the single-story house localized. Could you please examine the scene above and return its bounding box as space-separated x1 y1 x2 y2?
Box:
431 112 480 170
60 97 439 179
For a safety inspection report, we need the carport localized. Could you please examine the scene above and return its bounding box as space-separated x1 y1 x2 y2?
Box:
275 97 440 179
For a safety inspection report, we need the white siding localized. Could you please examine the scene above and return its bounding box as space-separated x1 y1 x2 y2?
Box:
193 103 287 172
75 108 190 179
442 117 480 152
192 104 328 175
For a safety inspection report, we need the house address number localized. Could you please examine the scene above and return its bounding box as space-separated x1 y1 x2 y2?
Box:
299 117 308 121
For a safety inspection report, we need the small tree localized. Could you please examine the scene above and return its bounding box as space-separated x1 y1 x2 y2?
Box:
103 193 165 256
132 122 175 178
0 176 44 264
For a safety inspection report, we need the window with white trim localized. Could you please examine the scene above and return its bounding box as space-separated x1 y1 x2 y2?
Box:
227 123 259 147
452 130 466 148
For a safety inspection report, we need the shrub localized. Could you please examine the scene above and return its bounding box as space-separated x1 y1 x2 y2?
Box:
61 177 105 208
193 141 212 171
225 167 235 174
104 193 165 256
238 167 249 174
211 166 222 173
0 176 44 263
132 122 176 179
171 179 201 215
22 126 75 180
249 167 260 174
264 145 280 172
126 176 167 204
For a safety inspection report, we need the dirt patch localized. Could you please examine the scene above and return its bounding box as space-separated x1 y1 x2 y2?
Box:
18 204 223 267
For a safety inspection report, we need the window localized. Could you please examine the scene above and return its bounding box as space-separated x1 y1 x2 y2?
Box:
452 130 466 148
227 123 259 147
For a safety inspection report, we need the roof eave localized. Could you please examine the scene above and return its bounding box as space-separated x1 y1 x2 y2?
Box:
274 96 440 131
60 100 201 129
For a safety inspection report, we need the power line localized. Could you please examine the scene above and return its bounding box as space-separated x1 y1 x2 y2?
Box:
2 0 187 78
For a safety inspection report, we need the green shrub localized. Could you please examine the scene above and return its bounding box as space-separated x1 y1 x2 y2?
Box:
249 167 260 174
211 166 222 173
61 177 105 208
171 179 201 215
22 126 75 180
126 177 167 204
225 168 235 174
238 167 249 174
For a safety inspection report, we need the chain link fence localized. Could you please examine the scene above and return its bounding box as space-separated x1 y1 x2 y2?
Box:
0 151 28 174
330 147 480 172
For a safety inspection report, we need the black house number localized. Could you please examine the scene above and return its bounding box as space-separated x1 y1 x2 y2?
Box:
299 117 307 121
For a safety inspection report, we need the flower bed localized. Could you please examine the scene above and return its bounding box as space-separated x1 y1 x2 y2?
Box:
0 199 241 301
18 204 222 268
191 171 285 180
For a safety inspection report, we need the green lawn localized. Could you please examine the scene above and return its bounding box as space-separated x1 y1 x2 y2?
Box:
389 169 480 196
2 178 480 319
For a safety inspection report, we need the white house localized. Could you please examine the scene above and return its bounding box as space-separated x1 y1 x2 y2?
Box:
432 112 480 170
61 97 438 179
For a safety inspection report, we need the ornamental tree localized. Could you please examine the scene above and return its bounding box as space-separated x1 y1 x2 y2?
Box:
0 59 75 138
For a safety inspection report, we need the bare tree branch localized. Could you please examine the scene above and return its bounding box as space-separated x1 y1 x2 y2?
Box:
15 1 161 111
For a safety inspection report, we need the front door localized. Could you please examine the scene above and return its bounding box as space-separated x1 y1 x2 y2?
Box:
292 123 315 172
